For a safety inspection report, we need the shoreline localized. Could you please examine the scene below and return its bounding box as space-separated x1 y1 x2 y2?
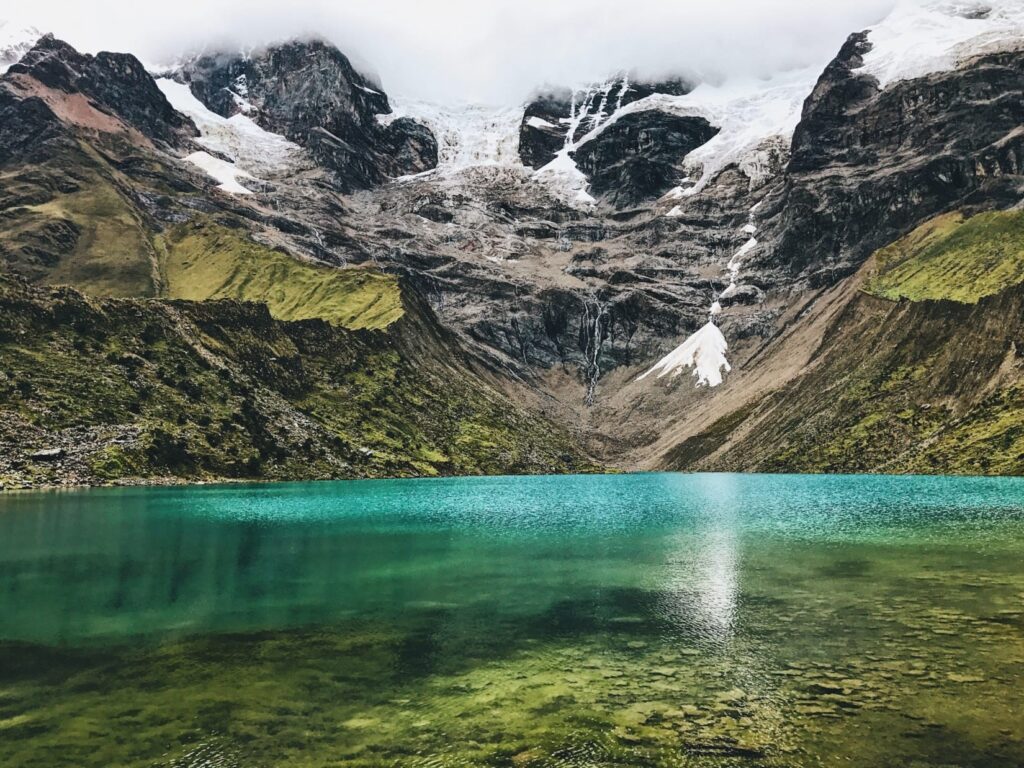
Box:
4 465 1023 495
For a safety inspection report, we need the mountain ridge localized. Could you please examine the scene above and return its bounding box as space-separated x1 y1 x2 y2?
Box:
1 1 1023 487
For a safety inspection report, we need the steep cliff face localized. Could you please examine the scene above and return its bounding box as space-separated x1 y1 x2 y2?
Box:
759 34 1024 287
518 76 693 171
573 112 718 207
174 39 437 190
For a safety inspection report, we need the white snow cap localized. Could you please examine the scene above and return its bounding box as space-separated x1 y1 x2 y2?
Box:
859 0 1024 89
533 149 597 206
156 77 300 193
638 322 732 388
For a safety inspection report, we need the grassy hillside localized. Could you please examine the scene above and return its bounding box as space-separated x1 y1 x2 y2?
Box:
864 210 1024 303
0 276 596 489
159 223 403 330
666 266 1024 476
1 147 402 331
0 145 158 297
0 145 596 488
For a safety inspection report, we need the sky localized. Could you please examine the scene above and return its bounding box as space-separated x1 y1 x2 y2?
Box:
9 0 899 103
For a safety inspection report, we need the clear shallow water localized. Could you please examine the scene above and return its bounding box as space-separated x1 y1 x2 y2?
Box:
0 472 1022 767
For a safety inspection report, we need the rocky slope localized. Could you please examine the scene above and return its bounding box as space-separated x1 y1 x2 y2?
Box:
0 273 594 489
661 225 1024 476
171 40 437 190
1 0 1024 484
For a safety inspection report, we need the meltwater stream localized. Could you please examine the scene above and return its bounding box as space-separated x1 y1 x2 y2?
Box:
0 473 1022 767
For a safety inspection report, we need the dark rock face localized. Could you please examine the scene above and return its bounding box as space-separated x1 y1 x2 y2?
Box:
176 39 437 189
573 112 718 207
517 76 712 208
518 76 694 170
0 87 67 164
519 90 573 169
5 35 196 147
762 34 1024 285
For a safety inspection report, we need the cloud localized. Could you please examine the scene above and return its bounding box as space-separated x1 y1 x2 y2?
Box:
12 0 897 103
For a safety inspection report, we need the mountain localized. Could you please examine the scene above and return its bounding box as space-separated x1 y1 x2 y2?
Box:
1 0 1023 486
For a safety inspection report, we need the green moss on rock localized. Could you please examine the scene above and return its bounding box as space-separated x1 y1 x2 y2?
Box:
159 223 403 330
864 210 1024 303
0 276 597 487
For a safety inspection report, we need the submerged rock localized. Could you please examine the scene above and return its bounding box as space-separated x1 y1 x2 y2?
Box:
28 447 64 461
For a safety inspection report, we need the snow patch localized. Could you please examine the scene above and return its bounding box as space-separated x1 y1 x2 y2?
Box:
640 208 759 388
156 78 300 180
859 0 1024 89
380 96 597 208
378 97 524 171
534 149 596 206
637 321 731 388
184 151 255 194
526 115 556 130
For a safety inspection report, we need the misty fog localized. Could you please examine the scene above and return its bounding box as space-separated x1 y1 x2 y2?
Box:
9 0 898 103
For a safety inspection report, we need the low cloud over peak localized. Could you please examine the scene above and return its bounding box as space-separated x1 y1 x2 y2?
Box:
12 0 896 103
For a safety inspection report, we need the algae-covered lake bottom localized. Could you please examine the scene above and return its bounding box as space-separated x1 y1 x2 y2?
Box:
0 473 1022 767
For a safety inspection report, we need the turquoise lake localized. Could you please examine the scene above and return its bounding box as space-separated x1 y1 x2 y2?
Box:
0 472 1022 766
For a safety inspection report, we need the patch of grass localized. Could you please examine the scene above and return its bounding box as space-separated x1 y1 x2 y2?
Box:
904 385 1024 475
36 183 156 297
0 169 156 297
160 223 403 330
865 210 1024 303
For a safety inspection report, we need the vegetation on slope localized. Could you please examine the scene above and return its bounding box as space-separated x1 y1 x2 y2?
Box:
0 145 591 488
864 210 1024 303
663 209 1024 476
1 147 402 331
666 280 1024 476
159 223 403 330
0 276 595 488
0 145 159 297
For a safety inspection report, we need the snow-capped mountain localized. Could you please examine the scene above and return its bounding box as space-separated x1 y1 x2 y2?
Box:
2 0 1024 481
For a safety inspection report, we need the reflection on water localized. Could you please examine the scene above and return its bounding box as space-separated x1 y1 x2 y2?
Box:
0 473 1022 767
692 473 741 642
658 473 742 646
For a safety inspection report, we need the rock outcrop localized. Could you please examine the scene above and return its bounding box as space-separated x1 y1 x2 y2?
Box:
573 112 718 207
760 34 1024 286
175 39 438 189
4 35 196 148
518 76 692 169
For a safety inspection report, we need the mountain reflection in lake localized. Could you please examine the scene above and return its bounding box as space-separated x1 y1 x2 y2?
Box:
1 473 1022 767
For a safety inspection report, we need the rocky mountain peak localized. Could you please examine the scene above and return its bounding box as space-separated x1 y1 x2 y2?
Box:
4 34 196 148
518 74 696 172
173 37 438 190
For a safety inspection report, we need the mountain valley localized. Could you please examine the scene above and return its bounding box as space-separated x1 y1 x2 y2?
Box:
1 1 1024 486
